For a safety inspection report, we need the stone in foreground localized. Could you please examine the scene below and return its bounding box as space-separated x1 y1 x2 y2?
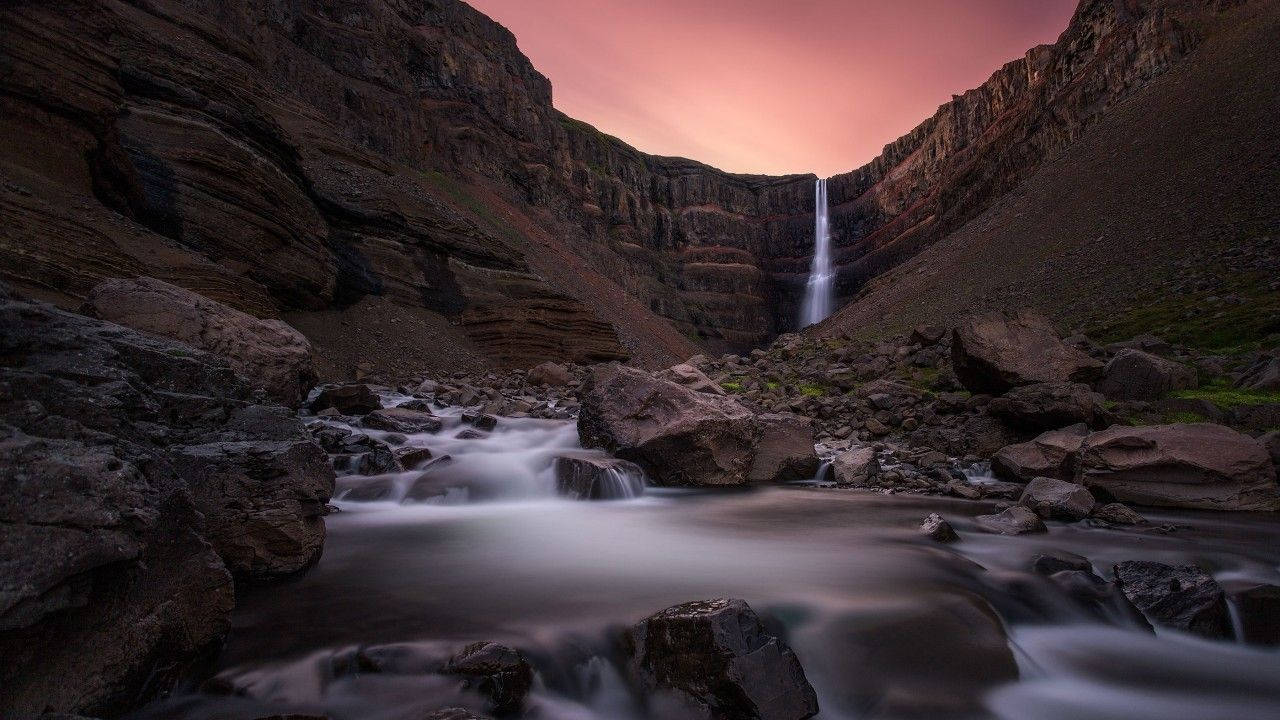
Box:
1113 561 1231 639
920 513 959 542
442 641 533 715
578 365 757 486
1078 423 1279 511
1019 477 1096 521
951 310 1102 394
625 598 819 720
975 506 1047 535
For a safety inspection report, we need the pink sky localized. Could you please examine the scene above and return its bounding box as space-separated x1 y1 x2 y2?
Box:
468 0 1079 176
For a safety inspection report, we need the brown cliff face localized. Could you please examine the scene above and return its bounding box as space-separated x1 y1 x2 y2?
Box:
0 0 1243 366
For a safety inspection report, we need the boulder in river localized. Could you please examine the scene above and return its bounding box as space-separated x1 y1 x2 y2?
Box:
553 453 646 500
951 310 1103 394
624 598 819 720
748 413 820 483
1112 561 1231 639
1019 477 1096 521
986 382 1108 432
0 293 332 715
310 384 381 415
1092 502 1146 525
1078 423 1279 511
1229 584 1280 646
1096 349 1197 401
975 506 1047 535
919 513 959 542
441 641 533 715
362 407 443 434
85 276 317 407
992 424 1088 482
578 365 758 486
831 447 879 486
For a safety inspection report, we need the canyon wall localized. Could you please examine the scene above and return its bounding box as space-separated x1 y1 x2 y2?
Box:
0 0 1235 364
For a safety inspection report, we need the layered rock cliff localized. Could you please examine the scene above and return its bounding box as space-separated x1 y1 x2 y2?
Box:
0 0 1244 366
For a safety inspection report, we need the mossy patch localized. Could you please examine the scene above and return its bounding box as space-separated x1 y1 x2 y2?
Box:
720 380 744 394
798 382 827 398
1169 380 1280 408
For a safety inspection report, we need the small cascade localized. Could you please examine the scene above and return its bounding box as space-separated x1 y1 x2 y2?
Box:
800 177 834 326
596 465 646 500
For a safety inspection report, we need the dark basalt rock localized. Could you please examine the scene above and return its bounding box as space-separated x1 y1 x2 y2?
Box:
975 506 1047 535
1096 349 1197 401
310 384 381 416
1113 561 1231 639
919 513 959 543
553 453 646 500
0 294 333 716
1230 584 1280 646
362 407 444 434
441 642 533 716
1019 477 1096 521
624 598 819 720
1032 550 1093 576
987 382 1109 432
951 311 1103 395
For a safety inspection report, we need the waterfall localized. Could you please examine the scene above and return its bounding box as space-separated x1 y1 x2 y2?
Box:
800 178 833 326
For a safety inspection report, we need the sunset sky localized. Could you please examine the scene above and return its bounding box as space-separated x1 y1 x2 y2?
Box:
468 0 1079 177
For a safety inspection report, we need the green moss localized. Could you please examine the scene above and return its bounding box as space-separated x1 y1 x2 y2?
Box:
1163 410 1209 424
720 380 744 394
1169 380 1280 408
765 380 781 391
798 382 827 398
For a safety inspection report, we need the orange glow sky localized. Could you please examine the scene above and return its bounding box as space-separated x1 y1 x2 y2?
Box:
468 0 1079 177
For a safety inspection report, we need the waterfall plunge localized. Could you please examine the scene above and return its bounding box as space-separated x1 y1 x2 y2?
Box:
800 178 833 327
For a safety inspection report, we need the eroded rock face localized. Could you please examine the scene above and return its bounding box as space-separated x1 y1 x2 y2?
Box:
1113 561 1231 639
1078 424 1279 511
1096 349 1197 401
578 365 758 486
952 311 1102 394
0 293 332 716
624 598 819 720
86 277 317 407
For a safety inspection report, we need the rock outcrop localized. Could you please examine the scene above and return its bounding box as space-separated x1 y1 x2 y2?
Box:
624 598 819 720
1077 423 1279 511
1113 561 1231 639
952 311 1103 394
85 277 317 406
0 292 333 716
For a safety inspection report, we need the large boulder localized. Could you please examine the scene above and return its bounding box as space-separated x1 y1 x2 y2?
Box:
657 362 727 395
1236 353 1280 391
309 384 381 415
441 641 533 715
1096 349 1197 401
991 424 1088 482
830 447 879 486
748 413 820 483
1019 477 1096 521
361 407 443 434
578 365 758 486
975 506 1047 535
1077 424 1279 511
987 382 1108 432
0 294 332 716
624 598 819 720
86 277 316 406
951 310 1102 394
1113 561 1231 639
527 361 571 387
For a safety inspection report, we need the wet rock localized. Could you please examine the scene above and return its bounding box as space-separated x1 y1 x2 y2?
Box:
992 425 1088 482
553 453 646 500
86 277 317 407
527 361 571 387
1230 584 1280 646
310 384 381 415
1092 502 1146 525
975 480 1027 500
1078 423 1279 511
951 310 1102 394
987 382 1108 432
975 506 1047 535
1019 477 1096 521
831 447 879 486
462 412 498 431
1113 561 1231 639
356 440 401 476
442 642 533 716
625 598 818 720
657 362 727 395
362 408 443 434
456 429 487 440
395 446 435 470
1096 349 1197 401
578 365 757 486
1031 550 1092 575
920 513 959 542
748 413 820 483
946 480 982 499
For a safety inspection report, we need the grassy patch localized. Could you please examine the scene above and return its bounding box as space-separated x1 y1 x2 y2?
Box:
798 382 827 398
1169 380 1280 408
720 380 744 394
765 380 781 391
1163 410 1209 424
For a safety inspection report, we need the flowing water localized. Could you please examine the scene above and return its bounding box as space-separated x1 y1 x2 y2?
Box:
132 400 1280 720
800 178 834 327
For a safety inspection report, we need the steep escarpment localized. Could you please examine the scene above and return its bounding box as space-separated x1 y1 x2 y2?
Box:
0 0 1255 370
